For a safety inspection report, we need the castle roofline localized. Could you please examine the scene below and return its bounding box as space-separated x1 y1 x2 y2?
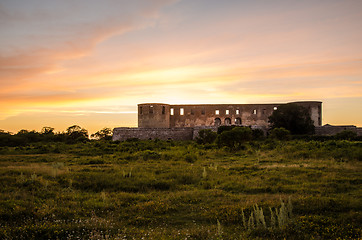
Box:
138 101 322 106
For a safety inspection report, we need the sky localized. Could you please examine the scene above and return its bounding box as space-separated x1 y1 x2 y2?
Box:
1 0 361 134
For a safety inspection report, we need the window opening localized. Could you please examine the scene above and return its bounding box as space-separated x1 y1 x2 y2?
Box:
215 110 220 115
226 110 230 115
225 118 231 125
162 106 165 114
170 108 174 115
273 107 278 110
236 109 240 115
214 118 221 126
180 108 184 115
149 105 154 114
235 118 242 125
139 107 143 115
253 109 257 114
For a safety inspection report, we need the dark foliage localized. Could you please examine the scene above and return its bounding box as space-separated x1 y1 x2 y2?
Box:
269 127 291 140
91 127 113 140
334 130 357 140
65 125 89 143
216 127 252 150
268 103 315 135
217 125 235 134
252 128 265 140
0 125 93 146
195 129 217 144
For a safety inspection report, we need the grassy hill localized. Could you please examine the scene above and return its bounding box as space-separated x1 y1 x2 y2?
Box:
0 139 361 239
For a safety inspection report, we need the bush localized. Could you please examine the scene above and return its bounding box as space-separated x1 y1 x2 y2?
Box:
252 129 265 140
184 153 197 163
141 150 161 160
269 128 291 140
334 130 357 140
217 126 235 134
195 129 217 144
216 127 252 150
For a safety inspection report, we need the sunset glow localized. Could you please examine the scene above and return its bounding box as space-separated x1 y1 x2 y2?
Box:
1 0 361 134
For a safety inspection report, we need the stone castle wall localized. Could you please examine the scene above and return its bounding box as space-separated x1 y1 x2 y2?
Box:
112 127 193 141
315 125 362 136
112 101 327 141
138 101 322 129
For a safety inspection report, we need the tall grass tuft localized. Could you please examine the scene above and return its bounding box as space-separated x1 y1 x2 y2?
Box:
269 207 276 228
243 198 293 231
51 162 64 178
248 212 255 230
217 219 222 238
253 204 266 229
31 173 37 181
202 167 207 178
242 209 247 229
277 198 288 228
101 191 106 202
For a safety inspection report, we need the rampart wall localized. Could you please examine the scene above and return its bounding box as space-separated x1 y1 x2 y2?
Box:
112 127 193 141
315 125 362 136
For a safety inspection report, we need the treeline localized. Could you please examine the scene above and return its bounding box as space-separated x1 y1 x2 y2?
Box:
196 126 361 151
0 126 112 147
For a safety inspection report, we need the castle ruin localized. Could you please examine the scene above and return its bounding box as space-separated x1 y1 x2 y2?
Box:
113 101 322 141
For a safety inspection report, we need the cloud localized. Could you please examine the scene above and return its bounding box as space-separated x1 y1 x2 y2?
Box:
215 59 362 98
0 0 177 87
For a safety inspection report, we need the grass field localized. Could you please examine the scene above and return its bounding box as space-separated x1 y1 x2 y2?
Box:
0 139 361 239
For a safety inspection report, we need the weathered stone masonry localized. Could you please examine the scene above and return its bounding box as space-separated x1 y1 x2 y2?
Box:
113 101 324 141
138 101 322 129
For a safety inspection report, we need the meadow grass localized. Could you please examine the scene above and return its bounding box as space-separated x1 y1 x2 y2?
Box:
0 139 360 239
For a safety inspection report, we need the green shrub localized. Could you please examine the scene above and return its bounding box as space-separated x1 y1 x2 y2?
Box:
195 129 217 144
217 125 235 134
334 130 357 140
184 153 197 163
216 127 252 150
252 128 265 140
141 150 161 160
269 127 291 140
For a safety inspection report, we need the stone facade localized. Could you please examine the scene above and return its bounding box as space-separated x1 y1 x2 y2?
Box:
112 127 193 141
138 101 322 128
113 101 324 141
315 124 362 136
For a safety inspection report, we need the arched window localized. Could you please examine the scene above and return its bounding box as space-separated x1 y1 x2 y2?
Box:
235 118 242 125
214 118 221 126
225 118 231 125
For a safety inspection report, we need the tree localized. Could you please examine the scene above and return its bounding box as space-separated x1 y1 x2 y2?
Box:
268 103 315 135
66 125 88 142
216 127 252 150
195 129 217 144
91 127 113 140
41 127 54 135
